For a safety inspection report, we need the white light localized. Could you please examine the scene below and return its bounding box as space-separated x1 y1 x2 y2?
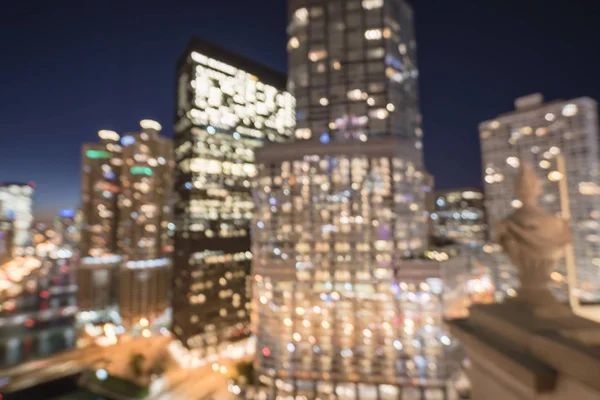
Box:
347 89 363 101
96 369 108 381
369 108 389 119
506 156 520 168
386 103 396 112
440 335 451 346
319 97 329 106
365 29 383 40
549 146 560 155
362 0 383 10
294 8 309 23
287 343 295 352
511 199 523 209
98 130 120 141
207 126 216 135
393 340 403 350
562 104 578 117
545 113 556 121
140 119 162 131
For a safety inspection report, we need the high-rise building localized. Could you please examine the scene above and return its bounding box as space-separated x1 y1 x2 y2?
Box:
172 37 295 360
0 182 34 250
251 1 449 398
79 123 174 327
480 93 600 299
79 129 122 320
117 121 174 328
432 188 486 247
0 217 14 264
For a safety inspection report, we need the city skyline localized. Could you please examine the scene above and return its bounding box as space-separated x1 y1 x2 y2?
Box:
2 0 600 220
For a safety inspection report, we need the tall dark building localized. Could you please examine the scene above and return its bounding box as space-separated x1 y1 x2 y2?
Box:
172 37 295 361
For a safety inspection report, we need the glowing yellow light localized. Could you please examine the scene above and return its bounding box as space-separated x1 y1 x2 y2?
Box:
539 160 551 169
288 37 300 50
548 171 563 182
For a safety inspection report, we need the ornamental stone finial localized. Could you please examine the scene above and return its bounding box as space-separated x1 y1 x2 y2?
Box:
496 163 572 309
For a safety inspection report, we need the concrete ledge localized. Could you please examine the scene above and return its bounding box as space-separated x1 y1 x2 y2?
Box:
449 319 557 394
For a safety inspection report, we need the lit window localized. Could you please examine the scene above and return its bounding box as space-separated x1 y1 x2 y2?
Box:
562 104 578 117
545 113 556 122
295 128 312 139
511 200 523 209
548 171 563 182
369 108 389 119
506 156 520 168
347 89 363 101
288 37 300 50
319 97 329 106
294 8 309 24
309 50 327 62
362 0 383 10
365 29 382 40
535 127 548 136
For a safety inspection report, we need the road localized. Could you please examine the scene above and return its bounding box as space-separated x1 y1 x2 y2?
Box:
150 366 233 400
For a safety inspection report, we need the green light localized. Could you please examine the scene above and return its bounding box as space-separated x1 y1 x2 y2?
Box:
86 150 111 159
130 167 153 176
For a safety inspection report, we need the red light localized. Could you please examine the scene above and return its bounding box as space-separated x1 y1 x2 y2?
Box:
24 319 35 328
40 290 50 299
262 347 271 357
60 266 69 273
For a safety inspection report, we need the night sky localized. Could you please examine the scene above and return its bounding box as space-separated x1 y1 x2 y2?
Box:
2 0 600 220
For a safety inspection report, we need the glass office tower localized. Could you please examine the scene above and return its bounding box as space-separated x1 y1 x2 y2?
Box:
117 121 174 328
172 37 295 361
480 94 600 300
252 1 449 398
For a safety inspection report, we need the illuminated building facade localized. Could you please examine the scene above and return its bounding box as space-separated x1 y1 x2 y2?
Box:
480 93 600 299
0 182 34 250
117 121 174 328
79 124 174 326
172 37 295 358
432 188 486 247
0 218 14 264
251 1 450 398
79 130 122 318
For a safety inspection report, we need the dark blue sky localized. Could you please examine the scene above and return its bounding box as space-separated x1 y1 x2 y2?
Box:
2 0 599 220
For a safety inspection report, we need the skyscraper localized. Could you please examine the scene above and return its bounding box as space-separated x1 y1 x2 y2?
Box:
432 188 486 247
252 1 448 398
79 123 174 327
480 94 600 299
172 38 295 360
117 121 174 328
79 129 122 320
0 182 34 250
